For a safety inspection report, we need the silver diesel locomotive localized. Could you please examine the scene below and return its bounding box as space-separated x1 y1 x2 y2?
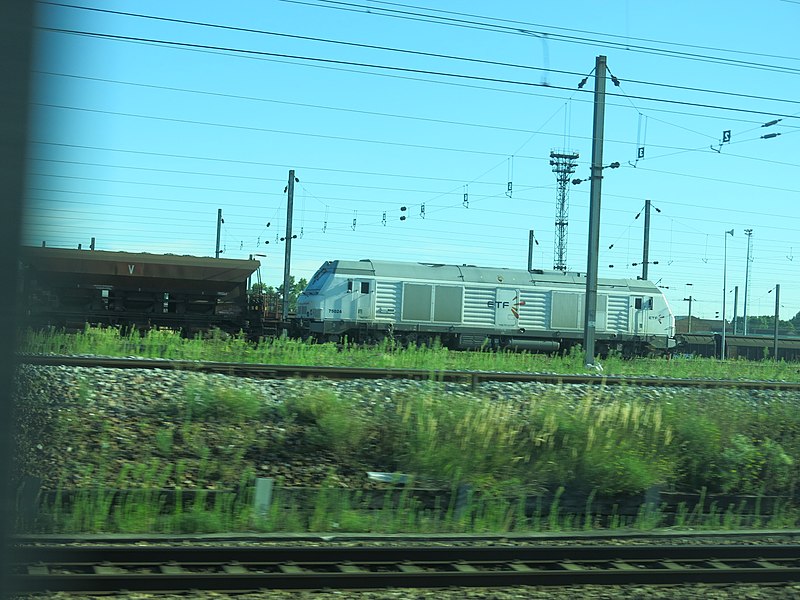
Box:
296 259 675 354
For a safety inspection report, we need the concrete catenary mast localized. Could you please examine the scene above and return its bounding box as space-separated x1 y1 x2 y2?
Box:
743 228 753 335
583 55 608 367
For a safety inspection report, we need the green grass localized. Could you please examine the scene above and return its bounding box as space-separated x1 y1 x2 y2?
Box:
17 374 800 504
18 326 800 381
15 325 800 534
19 377 800 534
22 476 799 535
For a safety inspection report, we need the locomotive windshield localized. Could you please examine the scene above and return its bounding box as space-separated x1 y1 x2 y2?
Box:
305 267 332 292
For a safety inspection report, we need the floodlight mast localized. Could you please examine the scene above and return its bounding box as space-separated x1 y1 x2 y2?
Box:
550 150 579 272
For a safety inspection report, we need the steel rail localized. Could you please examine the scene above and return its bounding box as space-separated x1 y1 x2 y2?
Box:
12 543 800 592
15 528 800 544
16 354 800 389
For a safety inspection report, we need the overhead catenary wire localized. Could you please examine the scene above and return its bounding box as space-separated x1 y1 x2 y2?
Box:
34 101 560 160
35 72 800 161
277 0 800 76
31 95 800 184
37 2 800 104
37 28 800 121
353 0 800 66
32 141 498 184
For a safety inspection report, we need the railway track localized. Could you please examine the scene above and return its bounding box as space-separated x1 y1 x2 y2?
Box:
13 542 800 592
16 354 800 389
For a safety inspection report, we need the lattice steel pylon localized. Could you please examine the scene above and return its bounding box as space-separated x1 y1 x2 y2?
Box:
549 150 579 271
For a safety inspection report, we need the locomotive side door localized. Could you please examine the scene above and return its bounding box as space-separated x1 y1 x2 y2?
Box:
633 296 653 335
354 279 375 320
493 288 521 329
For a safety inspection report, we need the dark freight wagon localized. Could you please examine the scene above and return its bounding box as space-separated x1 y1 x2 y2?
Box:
18 246 261 333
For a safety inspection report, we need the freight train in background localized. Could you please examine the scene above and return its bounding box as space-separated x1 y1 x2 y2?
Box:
18 246 265 336
17 246 800 360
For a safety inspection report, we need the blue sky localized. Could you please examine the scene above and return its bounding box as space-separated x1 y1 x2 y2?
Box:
24 0 800 320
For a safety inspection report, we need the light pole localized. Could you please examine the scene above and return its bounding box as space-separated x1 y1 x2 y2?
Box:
721 229 734 360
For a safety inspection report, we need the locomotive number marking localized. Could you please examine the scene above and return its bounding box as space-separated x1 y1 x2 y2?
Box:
328 308 342 314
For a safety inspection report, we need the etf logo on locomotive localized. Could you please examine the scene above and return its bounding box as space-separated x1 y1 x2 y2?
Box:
487 301 511 308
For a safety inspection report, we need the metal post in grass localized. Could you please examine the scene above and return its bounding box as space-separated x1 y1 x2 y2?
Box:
254 477 274 518
455 483 473 521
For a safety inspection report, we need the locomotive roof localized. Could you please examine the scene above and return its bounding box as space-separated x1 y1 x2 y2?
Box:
324 259 660 293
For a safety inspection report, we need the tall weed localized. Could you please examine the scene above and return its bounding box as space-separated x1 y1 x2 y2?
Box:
183 378 263 422
18 326 800 381
280 388 374 457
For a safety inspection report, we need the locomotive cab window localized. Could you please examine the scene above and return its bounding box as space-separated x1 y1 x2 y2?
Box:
360 281 370 294
306 268 332 292
347 280 353 292
635 297 653 310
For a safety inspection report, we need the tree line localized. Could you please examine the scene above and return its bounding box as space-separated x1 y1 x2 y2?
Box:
733 311 800 336
251 277 308 314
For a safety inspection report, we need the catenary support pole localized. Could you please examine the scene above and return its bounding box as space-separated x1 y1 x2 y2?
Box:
774 284 780 360
282 170 296 328
528 230 535 271
684 296 693 334
642 200 651 281
583 55 607 367
215 209 222 258
743 228 753 335
721 229 733 360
